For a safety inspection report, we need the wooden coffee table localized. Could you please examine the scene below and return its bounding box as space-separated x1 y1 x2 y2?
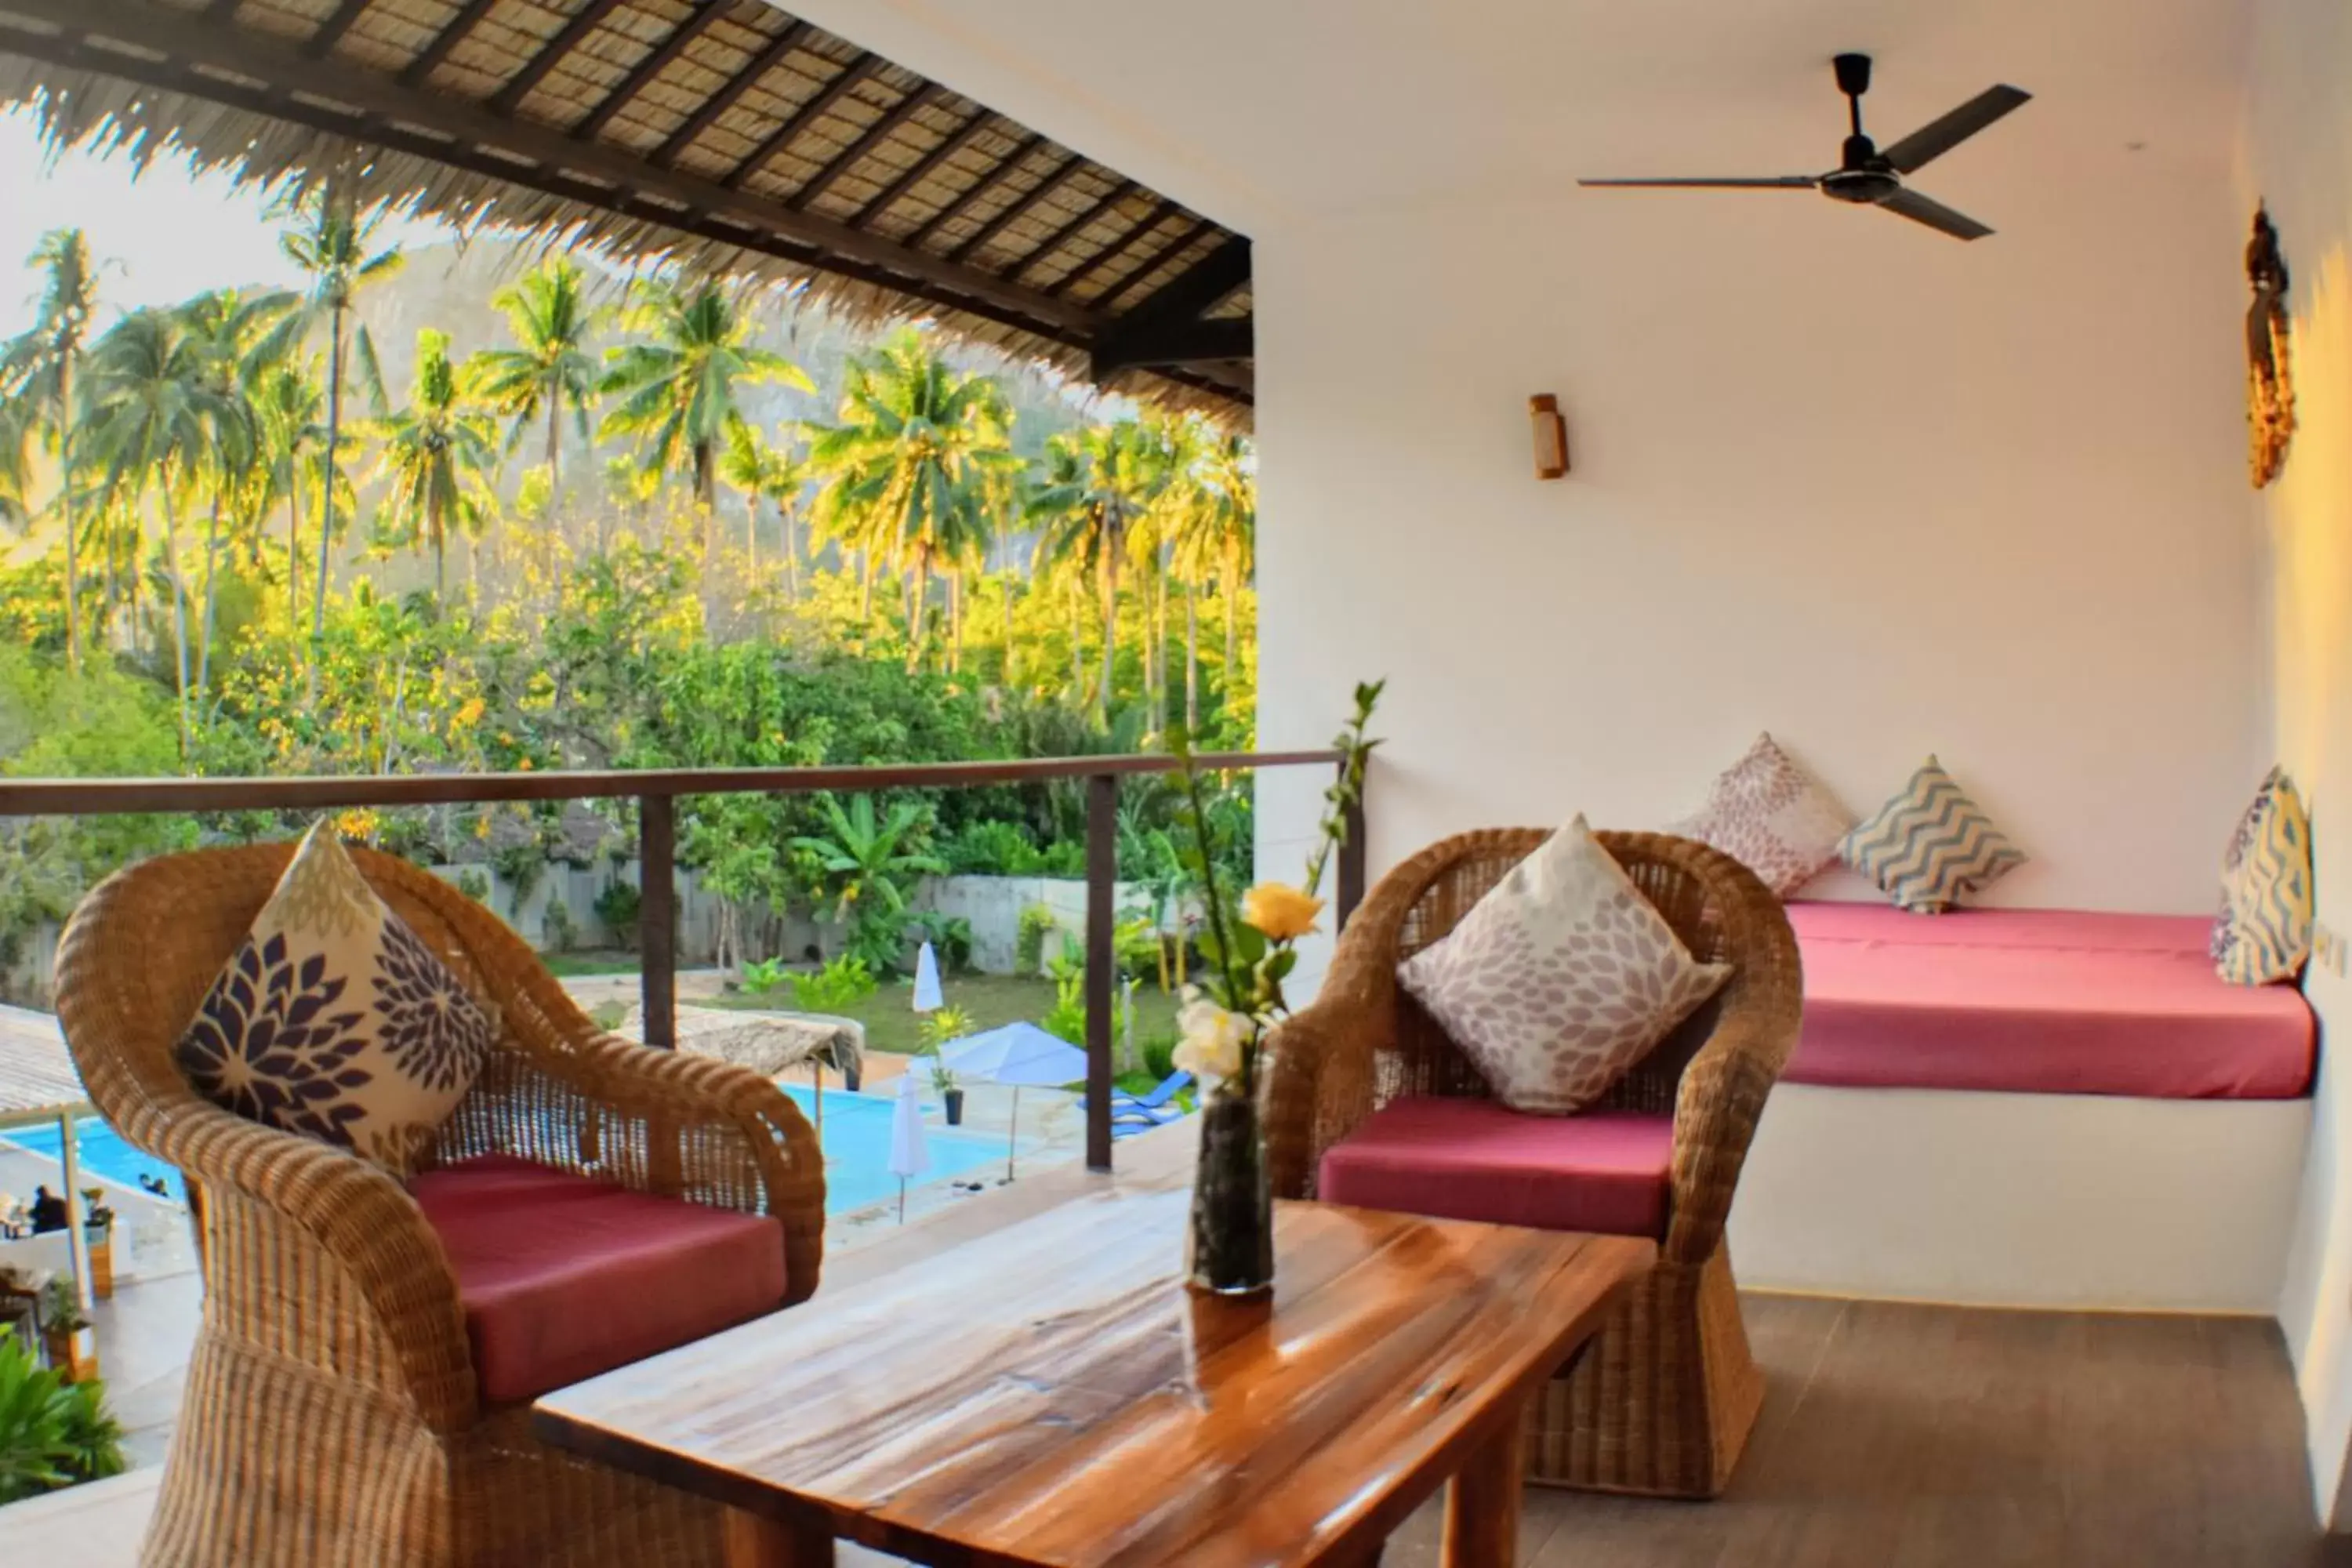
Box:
534 1179 1651 1567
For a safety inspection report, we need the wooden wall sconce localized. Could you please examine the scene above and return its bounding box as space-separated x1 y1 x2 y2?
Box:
1529 394 1570 479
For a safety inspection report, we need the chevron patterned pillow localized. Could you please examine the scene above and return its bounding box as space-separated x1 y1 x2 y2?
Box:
2211 767 2313 985
1838 757 2026 914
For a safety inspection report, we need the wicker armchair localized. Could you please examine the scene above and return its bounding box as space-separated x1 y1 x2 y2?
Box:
1263 829 1801 1499
53 842 826 1567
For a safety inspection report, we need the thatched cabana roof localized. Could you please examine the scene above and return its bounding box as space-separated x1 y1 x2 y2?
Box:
0 0 1254 419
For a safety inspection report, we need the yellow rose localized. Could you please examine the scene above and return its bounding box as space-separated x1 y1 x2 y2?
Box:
1242 882 1325 942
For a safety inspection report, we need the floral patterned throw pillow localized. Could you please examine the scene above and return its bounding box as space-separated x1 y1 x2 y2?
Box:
176 823 497 1174
1397 816 1732 1115
1668 732 1853 898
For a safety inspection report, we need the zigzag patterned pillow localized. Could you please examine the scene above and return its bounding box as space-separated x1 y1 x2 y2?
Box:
1838 757 2026 914
2212 767 2313 985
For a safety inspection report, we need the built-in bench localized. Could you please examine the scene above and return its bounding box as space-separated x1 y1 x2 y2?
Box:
1729 903 2318 1312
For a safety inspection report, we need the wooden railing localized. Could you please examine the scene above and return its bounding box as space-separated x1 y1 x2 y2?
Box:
0 751 1363 1171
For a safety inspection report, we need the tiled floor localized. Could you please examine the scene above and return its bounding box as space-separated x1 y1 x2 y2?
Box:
17 1294 2337 1566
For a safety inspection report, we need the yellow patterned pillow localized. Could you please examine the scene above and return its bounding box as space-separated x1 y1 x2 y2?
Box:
175 822 497 1173
2212 768 2313 986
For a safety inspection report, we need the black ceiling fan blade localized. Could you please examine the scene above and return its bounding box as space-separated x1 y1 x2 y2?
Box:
1878 187 1994 240
1878 85 2031 173
1577 176 1820 188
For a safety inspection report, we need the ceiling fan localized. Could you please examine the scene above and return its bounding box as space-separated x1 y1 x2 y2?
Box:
1579 54 2031 240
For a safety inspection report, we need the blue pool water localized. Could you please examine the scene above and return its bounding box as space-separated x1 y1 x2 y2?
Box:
2 1083 1011 1217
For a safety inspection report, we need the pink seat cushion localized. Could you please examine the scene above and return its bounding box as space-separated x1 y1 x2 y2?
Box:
411 1154 788 1404
1318 1098 1675 1239
1787 902 2316 1100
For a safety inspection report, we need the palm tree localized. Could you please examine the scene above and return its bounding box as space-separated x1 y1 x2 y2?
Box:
179 289 296 694
1029 420 1159 718
0 230 101 670
250 356 327 638
1153 417 1224 733
1198 432 1255 679
719 421 809 585
85 307 247 757
597 279 808 522
367 328 499 601
264 187 405 656
468 257 598 492
806 328 1017 670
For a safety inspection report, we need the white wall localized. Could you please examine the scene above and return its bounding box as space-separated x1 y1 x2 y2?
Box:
2241 0 2352 1525
1254 150 2260 918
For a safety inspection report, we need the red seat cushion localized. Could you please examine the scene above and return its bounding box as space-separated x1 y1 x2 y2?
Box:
1317 1098 1675 1239
1785 903 2318 1099
411 1154 789 1404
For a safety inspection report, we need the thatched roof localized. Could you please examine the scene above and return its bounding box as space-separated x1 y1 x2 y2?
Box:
0 0 1254 419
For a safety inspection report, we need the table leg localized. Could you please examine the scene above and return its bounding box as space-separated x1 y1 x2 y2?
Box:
724 1505 835 1567
1443 1396 1528 1568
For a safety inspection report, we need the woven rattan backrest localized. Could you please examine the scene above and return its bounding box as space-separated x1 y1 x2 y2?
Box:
1386 829 1744 1116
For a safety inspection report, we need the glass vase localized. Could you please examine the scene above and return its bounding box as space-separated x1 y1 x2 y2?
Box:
1185 1080 1275 1297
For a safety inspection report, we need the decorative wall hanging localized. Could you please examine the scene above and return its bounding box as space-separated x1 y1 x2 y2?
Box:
2247 205 2296 489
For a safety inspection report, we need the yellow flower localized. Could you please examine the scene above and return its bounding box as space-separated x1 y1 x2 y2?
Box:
1242 882 1324 942
1174 993 1250 1083
454 697 487 728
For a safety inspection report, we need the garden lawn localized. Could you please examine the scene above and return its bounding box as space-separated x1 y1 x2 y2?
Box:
713 972 1184 1078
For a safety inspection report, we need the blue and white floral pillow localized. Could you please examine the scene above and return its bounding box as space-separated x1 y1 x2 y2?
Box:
176 823 496 1174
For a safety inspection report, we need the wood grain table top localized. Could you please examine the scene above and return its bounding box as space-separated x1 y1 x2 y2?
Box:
533 1183 1653 1567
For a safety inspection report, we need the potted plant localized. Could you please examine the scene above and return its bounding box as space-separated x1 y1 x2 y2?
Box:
79 1190 114 1300
920 1006 973 1124
38 1278 95 1385
929 1058 964 1126
0 1323 126 1503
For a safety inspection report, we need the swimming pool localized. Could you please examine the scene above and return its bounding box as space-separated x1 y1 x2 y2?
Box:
1 1081 1011 1217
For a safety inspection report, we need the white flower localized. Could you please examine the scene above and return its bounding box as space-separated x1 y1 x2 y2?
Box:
1174 994 1250 1083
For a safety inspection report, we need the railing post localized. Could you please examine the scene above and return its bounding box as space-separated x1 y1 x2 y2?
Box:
1336 763 1368 932
640 792 677 1051
1084 771 1117 1173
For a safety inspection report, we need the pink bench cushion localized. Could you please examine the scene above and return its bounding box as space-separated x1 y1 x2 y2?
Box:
1318 1098 1675 1239
1786 902 2316 1100
411 1154 789 1404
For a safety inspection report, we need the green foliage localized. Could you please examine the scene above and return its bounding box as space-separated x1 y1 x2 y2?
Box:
739 956 789 995
1113 914 1163 980
1041 971 1125 1051
920 1004 974 1051
788 954 877 1012
540 895 577 954
1014 902 1057 976
1141 1029 1180 1083
454 868 490 902
0 1326 122 1503
592 877 641 946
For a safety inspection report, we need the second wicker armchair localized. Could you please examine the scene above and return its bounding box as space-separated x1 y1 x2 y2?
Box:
1262 828 1802 1498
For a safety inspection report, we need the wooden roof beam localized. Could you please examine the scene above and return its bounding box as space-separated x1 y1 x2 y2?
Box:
943 151 1082 263
793 80 943 209
842 103 994 223
305 0 372 59
1087 237 1251 379
1046 195 1176 299
572 0 731 142
1090 213 1216 312
400 0 502 86
720 51 884 191
903 129 1042 249
3 0 1099 339
492 0 634 116
651 17 812 165
1011 177 1138 281
1091 316 1252 378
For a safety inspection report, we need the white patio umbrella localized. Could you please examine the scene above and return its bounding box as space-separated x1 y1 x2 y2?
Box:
937 1022 1088 1181
886 1069 931 1223
911 941 944 1012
